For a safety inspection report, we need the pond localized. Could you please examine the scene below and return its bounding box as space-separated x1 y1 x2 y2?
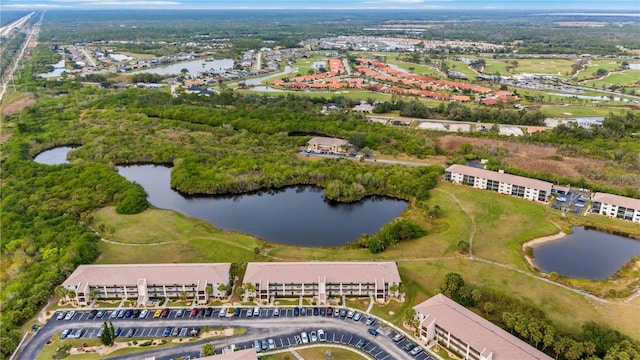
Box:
117 165 408 247
532 227 640 280
39 59 66 78
33 146 76 165
130 58 234 76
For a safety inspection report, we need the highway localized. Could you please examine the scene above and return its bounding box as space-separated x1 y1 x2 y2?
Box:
0 12 35 37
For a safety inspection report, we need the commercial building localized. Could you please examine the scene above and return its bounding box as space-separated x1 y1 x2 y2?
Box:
198 349 257 360
62 263 231 306
444 164 552 203
307 137 349 154
242 262 401 304
590 192 640 223
414 294 553 360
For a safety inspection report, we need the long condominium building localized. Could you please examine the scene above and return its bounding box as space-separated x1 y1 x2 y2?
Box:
62 263 231 306
243 262 401 304
590 192 640 223
414 294 553 360
445 164 552 203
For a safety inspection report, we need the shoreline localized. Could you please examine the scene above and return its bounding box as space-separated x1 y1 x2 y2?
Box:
521 231 566 271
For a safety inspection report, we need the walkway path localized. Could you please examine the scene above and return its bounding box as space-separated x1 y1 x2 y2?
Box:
433 188 476 258
289 348 305 360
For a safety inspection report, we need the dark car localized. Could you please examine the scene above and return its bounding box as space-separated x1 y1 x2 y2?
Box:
367 328 378 336
87 310 98 319
197 308 205 317
404 342 415 351
204 307 213 317
131 309 140 318
326 307 333 316
339 308 347 317
301 307 307 315
366 317 375 326
161 308 170 318
320 308 326 316
124 309 132 318
313 307 319 316
190 308 198 317
234 308 241 316
293 307 300 316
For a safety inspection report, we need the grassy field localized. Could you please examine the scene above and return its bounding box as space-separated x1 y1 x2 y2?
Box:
585 70 640 88
92 181 640 340
511 58 575 75
384 59 442 77
263 347 367 360
577 60 623 80
35 337 183 360
443 60 478 79
539 104 627 118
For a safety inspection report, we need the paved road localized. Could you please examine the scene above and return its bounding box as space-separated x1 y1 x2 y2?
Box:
19 308 430 360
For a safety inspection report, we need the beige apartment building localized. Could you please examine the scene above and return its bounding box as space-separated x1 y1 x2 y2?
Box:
242 262 401 304
414 294 553 360
62 263 231 306
445 164 553 203
307 137 349 153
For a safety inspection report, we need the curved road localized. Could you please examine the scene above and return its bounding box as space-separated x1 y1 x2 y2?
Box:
19 309 423 360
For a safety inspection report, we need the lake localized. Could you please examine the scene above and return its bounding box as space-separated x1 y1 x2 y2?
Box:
33 146 76 165
532 227 640 280
39 59 66 78
117 165 408 246
130 58 234 76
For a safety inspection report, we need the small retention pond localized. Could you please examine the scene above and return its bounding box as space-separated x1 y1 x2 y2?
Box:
33 146 76 165
117 165 408 247
532 227 640 280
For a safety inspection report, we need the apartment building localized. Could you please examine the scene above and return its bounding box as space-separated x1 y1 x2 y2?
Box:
414 294 553 360
62 263 231 306
445 164 552 203
591 192 640 223
307 137 349 154
242 262 401 305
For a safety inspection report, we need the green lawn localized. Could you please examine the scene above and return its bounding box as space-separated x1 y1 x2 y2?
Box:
511 58 575 75
384 59 443 77
576 60 624 80
540 105 627 118
585 70 640 88
443 60 478 79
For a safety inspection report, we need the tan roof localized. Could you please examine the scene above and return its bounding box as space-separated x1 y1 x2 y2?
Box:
414 294 552 360
244 262 401 285
62 263 231 288
592 192 640 210
307 137 348 147
199 349 257 360
446 164 553 193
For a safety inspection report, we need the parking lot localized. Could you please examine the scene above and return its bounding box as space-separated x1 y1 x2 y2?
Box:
551 189 589 214
22 306 433 360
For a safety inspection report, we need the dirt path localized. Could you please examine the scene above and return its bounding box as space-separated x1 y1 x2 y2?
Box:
434 188 476 258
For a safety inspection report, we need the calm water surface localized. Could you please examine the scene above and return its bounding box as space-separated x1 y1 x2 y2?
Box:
131 58 234 76
118 165 408 246
33 146 76 165
533 227 640 280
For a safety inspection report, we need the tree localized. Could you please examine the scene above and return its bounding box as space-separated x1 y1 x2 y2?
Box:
205 284 213 296
457 240 470 254
100 321 114 346
54 286 67 301
439 273 475 306
361 147 373 158
324 350 334 360
202 343 216 356
253 246 260 256
483 302 494 315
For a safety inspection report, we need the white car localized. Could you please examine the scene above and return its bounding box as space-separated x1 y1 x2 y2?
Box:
268 338 276 350
253 307 260 317
273 308 279 316
56 312 65 320
310 331 318 342
318 329 326 342
139 309 149 318
301 332 309 344
246 309 253 317
64 310 76 320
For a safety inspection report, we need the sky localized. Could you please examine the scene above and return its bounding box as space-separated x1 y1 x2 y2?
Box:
1 0 639 11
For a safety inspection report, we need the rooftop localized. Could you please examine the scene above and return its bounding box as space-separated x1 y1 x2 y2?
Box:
199 349 257 360
244 261 401 285
414 294 553 360
592 192 640 210
446 164 553 193
307 137 349 147
62 263 231 288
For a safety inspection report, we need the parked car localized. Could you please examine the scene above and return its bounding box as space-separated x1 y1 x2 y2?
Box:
204 307 213 317
172 327 179 336
326 307 333 316
254 340 261 353
190 308 198 317
318 329 326 342
261 339 268 351
139 309 148 318
310 331 318 343
301 332 309 344
392 333 405 342
96 310 105 319
353 312 362 321
313 307 319 316
117 310 125 318
273 308 279 316
218 308 226 317
234 308 241 316
403 342 415 351
339 308 347 317
355 339 368 349
410 346 423 356
301 307 307 315
366 317 375 326
293 307 299 316
88 310 98 319
64 311 76 320
246 309 253 317
60 329 71 339
124 309 132 318
176 309 184 317
197 308 205 317
346 310 355 318
110 310 119 319
131 309 140 318
57 312 66 321
253 307 260 317
153 309 163 318
161 308 170 317
368 328 378 336
163 326 172 337
268 338 276 350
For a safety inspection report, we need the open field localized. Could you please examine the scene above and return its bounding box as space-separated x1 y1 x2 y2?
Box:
585 70 640 88
443 59 478 79
384 58 442 77
539 104 628 118
509 58 575 75
576 60 623 80
93 180 640 339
